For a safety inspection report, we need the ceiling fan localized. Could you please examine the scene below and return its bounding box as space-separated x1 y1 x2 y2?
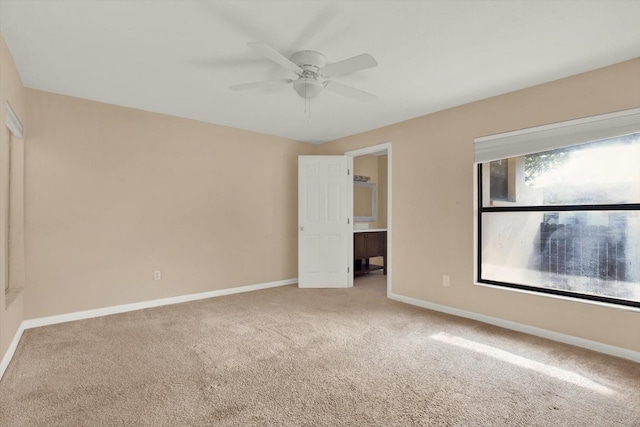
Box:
230 42 378 102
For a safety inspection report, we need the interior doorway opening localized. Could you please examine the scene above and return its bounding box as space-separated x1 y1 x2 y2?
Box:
345 143 392 297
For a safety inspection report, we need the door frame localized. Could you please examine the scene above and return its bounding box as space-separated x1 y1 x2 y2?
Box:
345 143 392 296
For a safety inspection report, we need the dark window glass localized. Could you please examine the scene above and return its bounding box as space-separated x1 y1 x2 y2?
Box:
489 159 509 200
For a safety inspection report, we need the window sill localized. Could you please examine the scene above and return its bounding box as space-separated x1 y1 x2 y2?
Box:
474 281 640 313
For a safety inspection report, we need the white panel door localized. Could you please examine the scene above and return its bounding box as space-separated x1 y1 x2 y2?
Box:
298 156 353 288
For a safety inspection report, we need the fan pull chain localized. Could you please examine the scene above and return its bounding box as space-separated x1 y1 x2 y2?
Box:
303 80 311 123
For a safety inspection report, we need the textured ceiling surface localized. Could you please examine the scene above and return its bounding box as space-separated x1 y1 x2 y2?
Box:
2 1 640 143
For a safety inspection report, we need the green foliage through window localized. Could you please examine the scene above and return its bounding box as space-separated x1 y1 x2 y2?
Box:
525 152 568 185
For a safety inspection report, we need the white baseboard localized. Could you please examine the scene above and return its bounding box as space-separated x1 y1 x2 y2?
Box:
1 278 297 380
388 292 640 363
0 323 26 382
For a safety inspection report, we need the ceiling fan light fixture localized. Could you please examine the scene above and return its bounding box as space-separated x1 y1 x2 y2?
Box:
293 78 323 99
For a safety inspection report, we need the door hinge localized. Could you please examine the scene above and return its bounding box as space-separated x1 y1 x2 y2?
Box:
348 267 350 273
347 218 350 224
347 169 350 176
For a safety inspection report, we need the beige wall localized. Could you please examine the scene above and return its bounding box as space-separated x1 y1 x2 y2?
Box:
0 33 27 358
25 89 316 319
319 58 640 352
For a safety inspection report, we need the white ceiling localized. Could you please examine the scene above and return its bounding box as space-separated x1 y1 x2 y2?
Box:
1 1 640 144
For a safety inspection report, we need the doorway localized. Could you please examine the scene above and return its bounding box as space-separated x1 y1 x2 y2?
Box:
345 143 392 297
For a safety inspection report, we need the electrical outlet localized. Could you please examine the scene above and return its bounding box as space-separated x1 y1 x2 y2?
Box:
442 275 450 287
154 270 162 281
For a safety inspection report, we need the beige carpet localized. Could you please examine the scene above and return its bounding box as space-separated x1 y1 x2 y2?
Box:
1 273 639 426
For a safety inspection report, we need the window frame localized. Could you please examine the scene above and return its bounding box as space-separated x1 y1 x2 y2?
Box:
475 109 640 308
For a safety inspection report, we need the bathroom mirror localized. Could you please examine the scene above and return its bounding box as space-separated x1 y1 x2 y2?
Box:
354 182 377 222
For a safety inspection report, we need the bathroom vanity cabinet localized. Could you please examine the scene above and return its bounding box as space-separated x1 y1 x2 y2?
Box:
353 229 387 276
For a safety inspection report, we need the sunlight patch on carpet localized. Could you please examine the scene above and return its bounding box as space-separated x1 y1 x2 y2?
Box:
429 332 614 395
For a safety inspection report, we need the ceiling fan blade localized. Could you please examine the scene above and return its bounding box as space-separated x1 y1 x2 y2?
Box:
230 78 292 91
247 42 302 74
188 56 267 69
324 81 378 102
321 53 378 77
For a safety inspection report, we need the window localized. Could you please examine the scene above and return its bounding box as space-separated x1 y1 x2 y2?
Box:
475 109 640 308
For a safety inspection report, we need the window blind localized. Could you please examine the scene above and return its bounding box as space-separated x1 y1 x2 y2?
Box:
474 108 640 163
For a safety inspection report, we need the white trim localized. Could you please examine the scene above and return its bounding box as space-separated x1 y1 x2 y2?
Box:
345 143 392 296
1 278 297 380
5 102 24 138
474 107 640 163
388 292 640 363
345 143 391 158
0 324 26 381
23 278 297 329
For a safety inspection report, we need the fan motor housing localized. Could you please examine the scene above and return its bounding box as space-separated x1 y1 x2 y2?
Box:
290 51 327 72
